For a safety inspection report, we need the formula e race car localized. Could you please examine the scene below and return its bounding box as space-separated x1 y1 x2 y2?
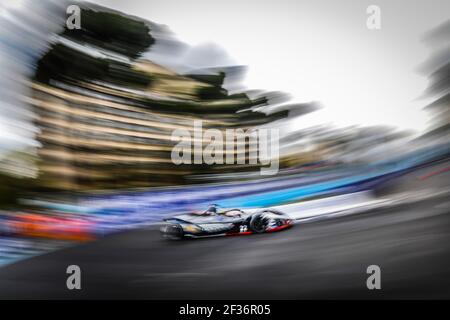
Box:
160 204 293 239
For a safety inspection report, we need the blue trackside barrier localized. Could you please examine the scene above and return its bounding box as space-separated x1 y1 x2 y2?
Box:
37 143 449 233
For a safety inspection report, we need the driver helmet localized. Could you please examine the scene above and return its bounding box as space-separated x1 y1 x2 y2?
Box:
205 204 219 215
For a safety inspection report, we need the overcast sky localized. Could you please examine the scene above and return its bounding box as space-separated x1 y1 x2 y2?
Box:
94 0 449 132
1 0 449 157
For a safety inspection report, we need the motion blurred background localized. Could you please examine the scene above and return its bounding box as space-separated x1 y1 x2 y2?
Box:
0 0 449 298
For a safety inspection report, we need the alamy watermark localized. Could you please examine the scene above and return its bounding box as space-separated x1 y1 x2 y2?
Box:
66 5 81 30
66 264 81 290
366 264 381 290
171 120 279 175
366 5 381 30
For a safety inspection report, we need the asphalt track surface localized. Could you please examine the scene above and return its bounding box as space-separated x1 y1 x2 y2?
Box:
0 192 449 299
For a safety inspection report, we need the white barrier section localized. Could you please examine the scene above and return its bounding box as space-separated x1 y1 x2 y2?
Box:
270 191 382 220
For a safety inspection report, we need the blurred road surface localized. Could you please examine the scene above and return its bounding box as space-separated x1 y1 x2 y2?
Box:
0 192 449 299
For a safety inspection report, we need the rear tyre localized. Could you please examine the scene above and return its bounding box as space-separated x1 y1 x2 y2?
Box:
160 224 184 240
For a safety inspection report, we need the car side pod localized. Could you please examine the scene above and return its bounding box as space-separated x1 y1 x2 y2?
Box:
160 224 184 240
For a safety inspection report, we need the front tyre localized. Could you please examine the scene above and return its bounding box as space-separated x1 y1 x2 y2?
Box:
249 213 269 233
